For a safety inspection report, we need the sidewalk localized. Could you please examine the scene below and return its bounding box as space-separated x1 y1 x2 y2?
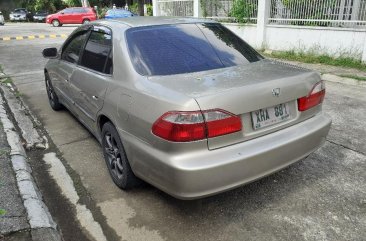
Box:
0 85 61 241
0 117 31 240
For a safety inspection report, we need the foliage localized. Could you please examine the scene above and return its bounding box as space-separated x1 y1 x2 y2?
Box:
229 0 257 23
129 3 152 16
97 6 110 18
279 0 339 20
146 4 153 16
264 50 366 71
339 74 366 81
0 209 6 216
129 3 139 15
61 0 80 7
33 0 65 12
201 0 222 18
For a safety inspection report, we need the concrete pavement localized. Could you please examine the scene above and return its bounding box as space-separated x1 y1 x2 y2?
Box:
0 22 365 241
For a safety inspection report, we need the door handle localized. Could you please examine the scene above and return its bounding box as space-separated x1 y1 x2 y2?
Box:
92 95 98 100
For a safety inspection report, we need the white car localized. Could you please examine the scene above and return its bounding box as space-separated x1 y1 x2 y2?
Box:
0 11 4 25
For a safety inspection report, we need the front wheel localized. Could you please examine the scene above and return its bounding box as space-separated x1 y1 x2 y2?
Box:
52 19 61 27
102 122 139 189
82 19 90 24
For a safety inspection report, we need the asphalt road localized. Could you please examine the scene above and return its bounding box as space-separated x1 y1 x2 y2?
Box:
0 23 365 241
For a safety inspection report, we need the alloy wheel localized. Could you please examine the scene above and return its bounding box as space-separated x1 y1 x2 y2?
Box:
104 132 124 180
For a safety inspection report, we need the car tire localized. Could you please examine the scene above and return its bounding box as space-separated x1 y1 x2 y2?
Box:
52 19 61 27
102 122 139 189
45 73 63 111
82 19 90 24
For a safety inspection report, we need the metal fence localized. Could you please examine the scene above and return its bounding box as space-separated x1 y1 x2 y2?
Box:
202 0 258 23
269 0 366 27
157 0 194 16
155 0 366 28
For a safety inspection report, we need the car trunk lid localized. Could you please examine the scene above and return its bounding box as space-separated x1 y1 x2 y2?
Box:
148 60 322 149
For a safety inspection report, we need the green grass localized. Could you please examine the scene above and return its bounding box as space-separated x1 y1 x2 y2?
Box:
0 209 6 216
263 50 366 71
0 149 9 157
1 78 12 84
339 74 366 81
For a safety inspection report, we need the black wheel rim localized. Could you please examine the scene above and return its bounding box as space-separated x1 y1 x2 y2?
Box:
46 78 55 105
104 132 124 180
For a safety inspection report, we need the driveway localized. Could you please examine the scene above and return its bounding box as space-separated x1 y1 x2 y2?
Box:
0 23 365 241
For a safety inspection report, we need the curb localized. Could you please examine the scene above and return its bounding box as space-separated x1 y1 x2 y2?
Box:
321 73 366 87
0 86 62 241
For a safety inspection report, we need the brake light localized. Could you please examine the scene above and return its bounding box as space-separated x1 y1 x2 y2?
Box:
152 109 242 142
298 81 325 111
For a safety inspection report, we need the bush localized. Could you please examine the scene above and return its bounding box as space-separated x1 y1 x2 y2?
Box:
229 0 257 23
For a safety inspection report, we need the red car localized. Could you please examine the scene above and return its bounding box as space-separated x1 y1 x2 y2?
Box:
46 7 97 27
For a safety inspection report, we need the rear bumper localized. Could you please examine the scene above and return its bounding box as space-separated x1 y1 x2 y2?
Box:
128 113 331 200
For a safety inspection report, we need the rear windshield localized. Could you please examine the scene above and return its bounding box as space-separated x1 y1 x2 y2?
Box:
126 23 263 76
108 9 131 14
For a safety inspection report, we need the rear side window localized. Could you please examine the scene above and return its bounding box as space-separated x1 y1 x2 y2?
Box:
61 31 89 64
80 31 112 74
63 8 73 14
126 23 263 76
74 8 87 13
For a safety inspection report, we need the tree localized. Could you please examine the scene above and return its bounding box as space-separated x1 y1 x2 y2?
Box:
34 0 65 12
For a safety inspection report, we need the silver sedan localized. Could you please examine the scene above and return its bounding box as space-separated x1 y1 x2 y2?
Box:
42 17 331 199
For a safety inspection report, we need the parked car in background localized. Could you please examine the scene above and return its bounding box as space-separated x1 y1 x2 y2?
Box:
46 7 97 27
42 17 331 200
0 11 4 25
105 8 134 19
33 10 49 22
9 8 32 21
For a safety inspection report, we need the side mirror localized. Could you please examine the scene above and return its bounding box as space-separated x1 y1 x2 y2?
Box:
42 47 58 58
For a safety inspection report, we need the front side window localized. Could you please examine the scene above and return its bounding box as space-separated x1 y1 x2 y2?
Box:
61 31 89 64
126 23 263 76
80 30 112 74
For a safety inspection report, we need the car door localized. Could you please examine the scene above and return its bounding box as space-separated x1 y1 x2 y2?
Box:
70 26 113 128
58 8 73 23
72 8 83 23
54 29 90 110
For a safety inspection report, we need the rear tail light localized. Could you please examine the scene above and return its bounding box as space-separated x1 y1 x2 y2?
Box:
152 109 242 142
298 81 325 111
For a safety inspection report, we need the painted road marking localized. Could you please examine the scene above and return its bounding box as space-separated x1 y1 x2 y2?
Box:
44 152 108 241
0 34 68 41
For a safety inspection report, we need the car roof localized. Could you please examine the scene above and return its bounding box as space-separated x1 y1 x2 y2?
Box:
101 16 216 28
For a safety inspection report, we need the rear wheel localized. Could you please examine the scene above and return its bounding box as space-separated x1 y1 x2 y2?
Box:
102 122 139 189
82 19 90 24
45 73 62 111
52 19 61 27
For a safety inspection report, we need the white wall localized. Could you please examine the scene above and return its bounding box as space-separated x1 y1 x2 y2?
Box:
224 23 258 47
224 23 366 60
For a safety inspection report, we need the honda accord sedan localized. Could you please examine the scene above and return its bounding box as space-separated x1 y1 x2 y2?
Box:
42 17 331 199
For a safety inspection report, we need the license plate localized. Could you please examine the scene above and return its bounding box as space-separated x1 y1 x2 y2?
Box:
251 103 290 130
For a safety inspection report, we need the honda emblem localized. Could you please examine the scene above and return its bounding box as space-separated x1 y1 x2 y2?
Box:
272 88 281 97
